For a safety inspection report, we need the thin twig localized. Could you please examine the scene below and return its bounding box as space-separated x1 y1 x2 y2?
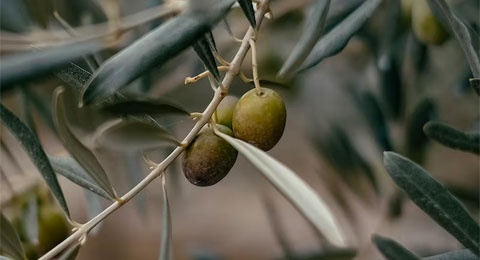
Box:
249 38 262 94
37 1 272 259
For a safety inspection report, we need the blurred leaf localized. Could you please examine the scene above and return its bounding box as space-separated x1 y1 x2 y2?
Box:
324 0 363 31
158 174 171 260
80 0 236 106
0 257 14 260
299 0 383 72
405 98 436 163
193 33 221 82
0 104 70 216
21 86 56 132
58 243 80 260
53 88 117 199
102 99 189 117
379 56 403 119
285 248 356 260
423 249 477 260
23 195 38 244
94 119 179 151
357 92 392 151
423 121 479 155
216 132 346 247
383 152 480 253
0 41 102 91
278 0 330 78
0 0 32 32
49 156 113 200
0 213 27 260
469 78 480 96
373 235 420 260
83 191 104 235
427 0 480 78
237 0 256 27
125 153 147 217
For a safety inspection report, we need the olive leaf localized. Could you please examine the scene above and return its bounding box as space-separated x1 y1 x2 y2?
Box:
373 235 420 260
83 190 104 235
405 98 437 163
423 121 479 155
125 153 147 217
426 0 480 80
469 78 480 96
94 119 179 151
423 249 478 260
357 92 392 151
0 213 27 260
23 195 39 244
55 62 92 93
80 0 236 106
193 33 221 82
0 41 102 91
383 152 480 254
58 243 80 260
216 132 346 247
101 99 189 117
49 156 113 200
0 104 70 217
299 0 383 72
158 174 172 260
237 0 256 27
53 87 117 199
0 0 32 32
278 0 330 78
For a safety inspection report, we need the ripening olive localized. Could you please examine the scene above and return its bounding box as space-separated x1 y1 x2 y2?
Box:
182 124 238 186
214 95 239 129
232 88 286 151
412 0 448 45
38 206 70 254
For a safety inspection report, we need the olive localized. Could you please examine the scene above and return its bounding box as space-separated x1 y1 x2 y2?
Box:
182 124 238 186
38 206 70 254
214 95 239 129
401 0 414 26
232 88 286 151
412 0 448 45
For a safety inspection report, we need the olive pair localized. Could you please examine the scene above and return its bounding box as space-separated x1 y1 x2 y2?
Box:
182 88 287 186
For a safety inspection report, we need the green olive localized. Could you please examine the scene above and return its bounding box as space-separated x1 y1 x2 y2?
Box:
214 96 239 129
412 0 448 45
401 0 414 26
182 124 238 186
232 88 286 151
38 206 70 254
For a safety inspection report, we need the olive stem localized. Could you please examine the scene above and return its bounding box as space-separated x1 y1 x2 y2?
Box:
249 38 263 95
184 66 230 84
37 1 271 259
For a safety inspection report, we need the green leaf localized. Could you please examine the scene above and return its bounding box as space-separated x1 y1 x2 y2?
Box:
216 131 346 247
53 87 117 199
426 0 480 78
469 78 479 96
372 235 420 260
94 119 179 151
383 152 480 253
424 121 479 155
0 213 27 260
0 104 70 217
278 0 330 78
237 0 256 27
80 0 236 106
299 0 383 72
423 249 477 260
58 243 80 260
158 174 171 260
0 41 102 91
101 98 189 117
49 155 114 200
193 33 221 82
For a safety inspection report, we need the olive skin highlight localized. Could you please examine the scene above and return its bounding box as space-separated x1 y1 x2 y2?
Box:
182 124 238 186
232 88 286 151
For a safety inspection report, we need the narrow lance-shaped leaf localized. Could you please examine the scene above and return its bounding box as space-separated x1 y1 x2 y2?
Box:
372 235 420 260
216 131 346 247
55 62 92 93
94 119 179 151
0 104 70 217
125 152 147 217
49 156 113 200
80 0 236 106
426 0 480 79
423 121 479 155
102 99 189 117
237 0 256 27
423 249 478 260
405 98 437 163
299 0 383 72
24 195 39 244
0 41 102 91
193 33 221 82
383 152 480 253
53 87 117 199
158 174 172 260
0 213 27 260
278 0 330 78
83 191 104 235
